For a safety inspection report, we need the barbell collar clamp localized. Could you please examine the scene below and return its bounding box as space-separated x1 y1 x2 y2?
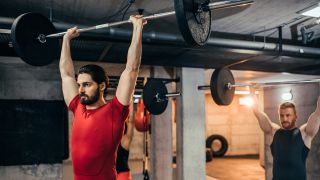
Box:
37 34 46 43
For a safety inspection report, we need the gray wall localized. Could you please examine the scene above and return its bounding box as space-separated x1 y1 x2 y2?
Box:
0 57 63 180
263 84 320 180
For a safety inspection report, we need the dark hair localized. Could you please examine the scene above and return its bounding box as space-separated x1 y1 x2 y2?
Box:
78 64 109 95
279 102 297 115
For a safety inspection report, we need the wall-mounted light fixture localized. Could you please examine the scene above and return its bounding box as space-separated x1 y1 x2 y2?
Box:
281 90 293 101
239 96 254 106
298 3 320 18
235 90 259 95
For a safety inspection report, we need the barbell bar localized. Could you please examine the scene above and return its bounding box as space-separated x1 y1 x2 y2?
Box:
44 0 253 40
198 76 320 90
44 11 177 40
198 67 320 105
10 0 253 66
134 92 181 99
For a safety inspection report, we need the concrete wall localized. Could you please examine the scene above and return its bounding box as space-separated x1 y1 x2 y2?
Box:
205 93 262 156
0 57 63 180
263 84 320 180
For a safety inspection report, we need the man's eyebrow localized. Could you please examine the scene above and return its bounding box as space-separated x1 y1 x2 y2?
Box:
77 82 92 85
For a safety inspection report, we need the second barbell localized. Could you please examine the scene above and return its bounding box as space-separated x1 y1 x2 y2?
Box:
198 67 320 105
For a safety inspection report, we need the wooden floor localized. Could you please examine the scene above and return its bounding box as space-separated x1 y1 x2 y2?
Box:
206 156 265 180
64 156 265 180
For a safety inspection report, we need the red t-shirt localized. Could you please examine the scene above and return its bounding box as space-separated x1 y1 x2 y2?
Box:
69 95 129 180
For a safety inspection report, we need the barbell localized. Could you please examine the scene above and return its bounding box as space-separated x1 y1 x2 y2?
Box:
10 0 253 66
134 78 181 115
198 67 320 105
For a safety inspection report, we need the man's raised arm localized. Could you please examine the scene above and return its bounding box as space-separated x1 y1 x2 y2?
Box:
304 96 320 138
59 27 79 106
250 86 279 134
116 15 147 105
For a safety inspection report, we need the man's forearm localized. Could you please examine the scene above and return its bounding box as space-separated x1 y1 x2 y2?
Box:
60 38 75 78
126 26 143 71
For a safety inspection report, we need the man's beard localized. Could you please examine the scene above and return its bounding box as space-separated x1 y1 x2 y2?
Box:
79 88 100 105
281 120 296 130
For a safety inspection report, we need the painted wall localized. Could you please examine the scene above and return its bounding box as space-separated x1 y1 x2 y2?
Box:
205 93 262 156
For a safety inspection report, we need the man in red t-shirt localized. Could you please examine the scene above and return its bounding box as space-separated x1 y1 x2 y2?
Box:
59 15 147 180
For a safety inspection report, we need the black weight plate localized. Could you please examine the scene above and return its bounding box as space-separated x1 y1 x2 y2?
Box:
143 79 168 115
174 0 211 46
11 13 59 66
210 68 235 105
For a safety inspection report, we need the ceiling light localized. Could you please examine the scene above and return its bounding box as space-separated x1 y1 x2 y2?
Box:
298 3 320 18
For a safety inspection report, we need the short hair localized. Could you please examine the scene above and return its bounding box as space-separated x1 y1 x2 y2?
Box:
279 102 297 115
78 64 109 95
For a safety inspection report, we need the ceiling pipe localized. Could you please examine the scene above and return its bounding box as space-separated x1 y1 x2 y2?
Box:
0 17 320 57
91 27 320 57
48 21 320 57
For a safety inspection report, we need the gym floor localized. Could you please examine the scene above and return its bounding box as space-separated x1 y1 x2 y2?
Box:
206 156 265 180
125 155 265 180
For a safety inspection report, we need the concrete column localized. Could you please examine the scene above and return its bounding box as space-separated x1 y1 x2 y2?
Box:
150 66 173 180
176 67 206 180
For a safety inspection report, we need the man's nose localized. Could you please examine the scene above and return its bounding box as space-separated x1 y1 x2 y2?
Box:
79 86 85 93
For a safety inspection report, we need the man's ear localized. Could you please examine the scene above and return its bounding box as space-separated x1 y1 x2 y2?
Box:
100 82 106 92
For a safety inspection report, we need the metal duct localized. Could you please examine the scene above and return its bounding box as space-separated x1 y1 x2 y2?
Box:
0 17 320 57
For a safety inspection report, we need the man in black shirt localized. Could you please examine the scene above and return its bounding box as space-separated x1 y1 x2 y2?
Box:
250 87 320 180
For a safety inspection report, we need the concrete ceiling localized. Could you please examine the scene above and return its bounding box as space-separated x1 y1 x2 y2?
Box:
0 0 319 76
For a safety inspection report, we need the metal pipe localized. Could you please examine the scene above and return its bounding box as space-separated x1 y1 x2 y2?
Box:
206 38 320 56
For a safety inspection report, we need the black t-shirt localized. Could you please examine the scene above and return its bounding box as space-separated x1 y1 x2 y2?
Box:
271 128 309 180
116 144 130 173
